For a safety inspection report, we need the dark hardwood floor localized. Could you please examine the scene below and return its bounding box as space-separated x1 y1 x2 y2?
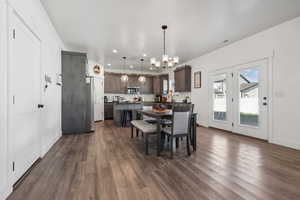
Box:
8 121 300 200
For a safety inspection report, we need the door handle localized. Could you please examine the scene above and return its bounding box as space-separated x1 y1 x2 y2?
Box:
38 104 44 109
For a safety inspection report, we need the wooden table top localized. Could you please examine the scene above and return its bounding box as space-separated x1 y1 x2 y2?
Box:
137 110 197 118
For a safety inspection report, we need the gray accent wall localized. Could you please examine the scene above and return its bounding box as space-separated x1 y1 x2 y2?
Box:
62 51 92 134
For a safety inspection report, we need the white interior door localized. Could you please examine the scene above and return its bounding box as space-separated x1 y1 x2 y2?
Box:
9 12 41 183
209 59 269 139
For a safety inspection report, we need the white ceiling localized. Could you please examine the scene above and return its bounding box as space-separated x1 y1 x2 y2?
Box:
41 0 300 71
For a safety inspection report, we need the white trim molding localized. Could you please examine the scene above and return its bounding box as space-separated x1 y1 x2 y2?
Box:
0 1 10 199
270 138 300 150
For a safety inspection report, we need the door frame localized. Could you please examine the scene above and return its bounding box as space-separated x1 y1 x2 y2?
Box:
7 8 43 186
208 55 274 142
0 1 10 199
231 59 269 140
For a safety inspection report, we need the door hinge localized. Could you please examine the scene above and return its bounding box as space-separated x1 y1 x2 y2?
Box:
12 162 15 171
232 122 234 127
231 73 233 77
232 98 234 102
13 95 15 104
13 29 16 39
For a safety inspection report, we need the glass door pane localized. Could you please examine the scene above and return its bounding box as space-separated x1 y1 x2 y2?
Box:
213 74 227 121
239 67 260 127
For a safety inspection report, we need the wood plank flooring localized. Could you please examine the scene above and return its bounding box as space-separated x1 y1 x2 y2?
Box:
7 120 300 200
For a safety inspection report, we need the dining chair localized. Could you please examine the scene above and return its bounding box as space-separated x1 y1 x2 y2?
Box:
164 104 194 147
164 104 194 125
162 106 192 158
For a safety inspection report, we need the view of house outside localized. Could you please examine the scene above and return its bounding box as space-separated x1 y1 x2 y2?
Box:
213 67 259 127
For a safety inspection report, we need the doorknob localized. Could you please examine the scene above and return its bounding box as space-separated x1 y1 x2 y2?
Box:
38 104 44 108
263 102 267 106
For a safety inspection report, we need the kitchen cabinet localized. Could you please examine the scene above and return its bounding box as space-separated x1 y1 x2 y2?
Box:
127 74 139 88
153 76 161 94
153 74 169 94
140 76 153 94
104 102 114 119
174 65 191 92
104 72 154 94
160 74 169 94
104 73 127 93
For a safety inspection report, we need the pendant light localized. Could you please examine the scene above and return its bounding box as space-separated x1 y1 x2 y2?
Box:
150 25 179 68
120 56 129 82
138 58 146 84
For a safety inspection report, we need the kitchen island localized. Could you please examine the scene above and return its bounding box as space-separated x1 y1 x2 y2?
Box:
113 102 143 126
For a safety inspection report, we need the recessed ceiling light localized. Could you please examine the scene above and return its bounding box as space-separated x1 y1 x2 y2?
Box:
129 65 134 69
150 67 154 70
112 49 118 53
143 53 147 57
107 63 111 66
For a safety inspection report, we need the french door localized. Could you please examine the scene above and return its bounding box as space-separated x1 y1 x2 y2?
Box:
209 59 269 140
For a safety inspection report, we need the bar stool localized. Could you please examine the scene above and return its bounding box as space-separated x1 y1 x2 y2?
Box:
121 110 133 127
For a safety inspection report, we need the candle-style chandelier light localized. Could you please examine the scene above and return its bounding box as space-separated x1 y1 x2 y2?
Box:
150 25 179 68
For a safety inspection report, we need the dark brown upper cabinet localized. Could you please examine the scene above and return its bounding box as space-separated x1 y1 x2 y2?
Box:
174 65 191 92
160 74 169 94
153 76 161 94
152 74 169 95
104 72 154 94
104 72 127 94
140 76 154 94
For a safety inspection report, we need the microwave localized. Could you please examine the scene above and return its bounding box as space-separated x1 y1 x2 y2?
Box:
127 87 140 94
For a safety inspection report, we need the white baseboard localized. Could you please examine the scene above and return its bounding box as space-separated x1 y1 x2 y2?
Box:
269 138 300 150
41 131 62 157
0 185 12 200
197 120 209 128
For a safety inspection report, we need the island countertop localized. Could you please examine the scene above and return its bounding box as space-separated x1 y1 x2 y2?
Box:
113 101 143 105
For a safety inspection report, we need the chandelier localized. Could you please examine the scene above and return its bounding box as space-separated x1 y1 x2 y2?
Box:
150 25 179 68
138 58 146 83
120 56 129 82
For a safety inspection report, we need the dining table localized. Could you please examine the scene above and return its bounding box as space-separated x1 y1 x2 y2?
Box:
137 109 198 156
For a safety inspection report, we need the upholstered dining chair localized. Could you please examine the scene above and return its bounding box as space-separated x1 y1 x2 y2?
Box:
162 106 192 158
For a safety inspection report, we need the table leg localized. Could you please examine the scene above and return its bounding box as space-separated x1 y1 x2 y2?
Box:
193 115 197 151
156 118 161 156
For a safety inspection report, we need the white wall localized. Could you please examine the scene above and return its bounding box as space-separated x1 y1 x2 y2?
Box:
182 16 300 150
0 0 65 199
